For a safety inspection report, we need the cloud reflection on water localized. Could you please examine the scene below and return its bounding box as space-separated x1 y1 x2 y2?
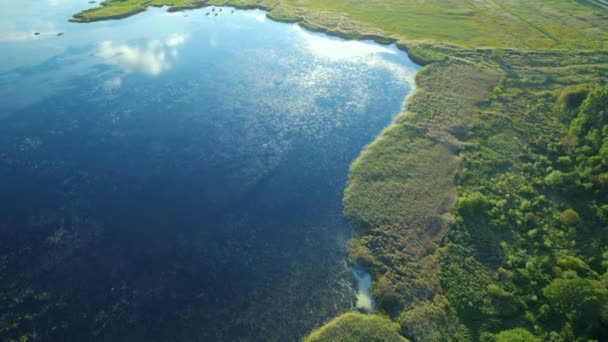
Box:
296 26 394 60
97 34 187 76
294 26 416 91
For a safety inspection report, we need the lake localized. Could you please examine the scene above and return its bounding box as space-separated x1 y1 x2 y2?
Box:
0 2 418 340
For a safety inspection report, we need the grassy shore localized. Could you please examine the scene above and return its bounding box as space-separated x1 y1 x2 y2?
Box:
70 1 608 341
304 312 408 342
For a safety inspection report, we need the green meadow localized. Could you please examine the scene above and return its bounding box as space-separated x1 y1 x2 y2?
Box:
72 0 608 341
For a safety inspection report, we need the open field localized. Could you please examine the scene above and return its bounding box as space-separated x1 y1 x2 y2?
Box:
66 0 608 341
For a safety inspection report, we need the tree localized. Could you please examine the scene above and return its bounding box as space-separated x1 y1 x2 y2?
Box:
457 192 488 218
543 277 608 336
560 208 581 226
569 85 608 137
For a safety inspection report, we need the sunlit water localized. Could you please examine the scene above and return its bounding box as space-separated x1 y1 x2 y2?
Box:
0 2 418 340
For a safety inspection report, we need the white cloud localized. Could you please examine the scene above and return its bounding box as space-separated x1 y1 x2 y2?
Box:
255 13 266 23
96 34 187 76
166 34 187 57
97 41 168 75
294 26 416 92
166 33 186 47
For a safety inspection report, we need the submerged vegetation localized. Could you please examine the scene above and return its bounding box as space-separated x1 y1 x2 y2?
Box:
68 0 608 341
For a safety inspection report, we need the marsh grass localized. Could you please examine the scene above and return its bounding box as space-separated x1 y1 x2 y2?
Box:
304 311 408 342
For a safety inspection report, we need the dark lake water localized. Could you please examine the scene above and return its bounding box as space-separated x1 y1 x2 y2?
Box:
0 2 418 341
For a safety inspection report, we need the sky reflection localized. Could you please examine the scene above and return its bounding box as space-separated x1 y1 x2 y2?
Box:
296 26 395 60
295 26 416 91
97 34 188 76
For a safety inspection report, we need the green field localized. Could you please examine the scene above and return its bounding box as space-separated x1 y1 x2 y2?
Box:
72 1 608 341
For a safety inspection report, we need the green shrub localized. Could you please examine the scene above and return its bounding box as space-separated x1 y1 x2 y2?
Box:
543 277 608 334
555 85 590 111
486 284 511 298
556 156 572 168
545 170 568 188
349 240 376 267
569 85 608 137
495 328 540 342
560 208 581 226
373 276 403 317
557 256 592 276
452 325 472 342
399 295 452 342
486 284 522 317
457 192 489 218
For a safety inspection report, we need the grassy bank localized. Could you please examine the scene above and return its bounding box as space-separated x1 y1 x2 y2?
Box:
304 312 408 342
69 1 608 341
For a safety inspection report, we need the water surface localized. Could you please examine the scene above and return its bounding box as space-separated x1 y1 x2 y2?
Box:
0 2 418 340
